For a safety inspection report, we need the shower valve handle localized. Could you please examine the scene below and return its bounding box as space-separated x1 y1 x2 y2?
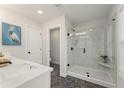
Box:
83 48 85 54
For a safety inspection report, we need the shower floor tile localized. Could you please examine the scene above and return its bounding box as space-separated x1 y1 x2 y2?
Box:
50 63 105 88
68 65 113 83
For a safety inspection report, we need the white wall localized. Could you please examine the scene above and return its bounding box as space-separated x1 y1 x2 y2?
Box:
0 8 41 59
111 4 124 87
106 4 124 87
50 28 60 64
42 15 68 77
106 5 119 87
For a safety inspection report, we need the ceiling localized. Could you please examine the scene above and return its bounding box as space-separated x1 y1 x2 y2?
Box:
0 4 113 25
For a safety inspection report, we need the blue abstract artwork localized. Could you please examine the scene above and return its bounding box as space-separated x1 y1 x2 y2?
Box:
2 22 21 45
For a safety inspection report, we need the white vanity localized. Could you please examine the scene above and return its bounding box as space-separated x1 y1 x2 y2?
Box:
0 57 53 88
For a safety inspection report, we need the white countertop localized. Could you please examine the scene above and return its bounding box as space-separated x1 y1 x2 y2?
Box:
0 57 53 88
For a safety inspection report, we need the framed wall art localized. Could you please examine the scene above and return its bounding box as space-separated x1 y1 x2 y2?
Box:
2 22 21 45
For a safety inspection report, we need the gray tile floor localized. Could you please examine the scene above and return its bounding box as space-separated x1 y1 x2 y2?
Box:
50 63 105 88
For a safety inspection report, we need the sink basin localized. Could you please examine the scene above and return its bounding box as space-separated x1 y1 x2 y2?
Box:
0 64 36 80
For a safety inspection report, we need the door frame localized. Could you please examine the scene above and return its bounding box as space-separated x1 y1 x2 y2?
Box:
47 25 61 74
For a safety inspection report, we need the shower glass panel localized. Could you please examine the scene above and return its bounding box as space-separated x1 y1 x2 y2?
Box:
68 36 90 67
67 29 105 69
67 28 116 87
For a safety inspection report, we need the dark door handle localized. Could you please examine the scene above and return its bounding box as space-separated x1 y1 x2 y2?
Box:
83 48 85 54
28 51 31 54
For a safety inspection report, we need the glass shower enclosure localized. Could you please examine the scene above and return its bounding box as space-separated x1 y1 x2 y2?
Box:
67 26 116 87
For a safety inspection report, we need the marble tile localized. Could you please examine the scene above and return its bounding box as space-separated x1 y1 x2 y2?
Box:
50 63 105 88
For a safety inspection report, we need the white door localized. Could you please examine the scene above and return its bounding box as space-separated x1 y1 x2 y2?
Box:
26 25 42 64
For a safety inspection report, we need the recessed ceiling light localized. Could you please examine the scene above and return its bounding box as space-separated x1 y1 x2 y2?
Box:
37 10 43 14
